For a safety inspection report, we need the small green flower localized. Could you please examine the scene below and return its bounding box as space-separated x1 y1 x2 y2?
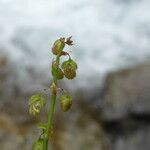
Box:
28 94 46 116
59 94 72 112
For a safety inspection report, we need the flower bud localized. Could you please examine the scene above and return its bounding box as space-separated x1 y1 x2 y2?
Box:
51 61 64 80
50 82 57 95
56 68 64 80
59 94 72 112
52 38 65 55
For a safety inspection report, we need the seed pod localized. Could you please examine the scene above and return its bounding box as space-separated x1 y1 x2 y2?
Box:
63 67 76 79
52 38 65 55
59 94 72 112
61 59 77 79
61 59 77 70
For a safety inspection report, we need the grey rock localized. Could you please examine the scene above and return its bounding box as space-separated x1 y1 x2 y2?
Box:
101 62 150 121
111 124 150 150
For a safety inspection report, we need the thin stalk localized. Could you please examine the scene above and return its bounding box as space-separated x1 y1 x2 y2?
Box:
43 93 57 150
43 54 60 150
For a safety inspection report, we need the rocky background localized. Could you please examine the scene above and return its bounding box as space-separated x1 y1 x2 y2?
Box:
1 0 150 149
0 54 150 150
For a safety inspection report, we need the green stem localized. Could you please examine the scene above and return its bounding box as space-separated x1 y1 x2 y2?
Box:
43 93 57 150
43 54 60 150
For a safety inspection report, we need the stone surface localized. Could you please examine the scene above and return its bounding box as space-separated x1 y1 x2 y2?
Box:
99 62 150 150
101 63 150 121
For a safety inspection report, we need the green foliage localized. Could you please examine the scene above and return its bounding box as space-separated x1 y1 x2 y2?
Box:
28 36 78 150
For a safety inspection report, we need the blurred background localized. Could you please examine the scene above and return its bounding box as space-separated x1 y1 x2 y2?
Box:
0 0 150 149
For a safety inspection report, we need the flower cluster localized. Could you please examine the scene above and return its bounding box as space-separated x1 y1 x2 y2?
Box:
51 37 77 81
50 37 77 113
